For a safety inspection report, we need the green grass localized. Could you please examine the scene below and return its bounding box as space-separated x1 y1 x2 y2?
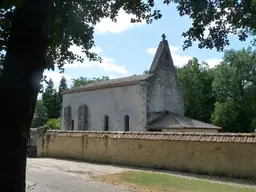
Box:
92 171 256 192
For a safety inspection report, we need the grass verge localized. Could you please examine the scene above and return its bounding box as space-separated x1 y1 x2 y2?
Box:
91 171 256 192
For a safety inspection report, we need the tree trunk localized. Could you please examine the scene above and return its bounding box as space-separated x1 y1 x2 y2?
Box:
0 0 54 191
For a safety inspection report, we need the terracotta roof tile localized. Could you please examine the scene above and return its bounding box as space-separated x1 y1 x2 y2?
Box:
146 113 221 130
62 74 152 94
45 130 256 144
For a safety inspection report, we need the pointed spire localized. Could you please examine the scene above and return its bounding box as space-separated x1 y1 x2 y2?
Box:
149 34 174 73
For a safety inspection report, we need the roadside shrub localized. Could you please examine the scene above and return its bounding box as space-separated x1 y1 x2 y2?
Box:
45 118 60 129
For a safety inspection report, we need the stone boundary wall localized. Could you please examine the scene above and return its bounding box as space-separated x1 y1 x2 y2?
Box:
37 130 256 179
28 127 48 157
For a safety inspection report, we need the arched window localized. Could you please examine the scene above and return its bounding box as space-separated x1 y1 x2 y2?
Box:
78 104 89 130
124 115 129 131
64 106 71 130
104 115 109 131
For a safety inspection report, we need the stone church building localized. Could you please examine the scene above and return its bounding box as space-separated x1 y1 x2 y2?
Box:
61 35 221 133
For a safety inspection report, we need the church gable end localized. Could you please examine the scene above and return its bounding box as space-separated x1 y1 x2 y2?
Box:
146 34 184 124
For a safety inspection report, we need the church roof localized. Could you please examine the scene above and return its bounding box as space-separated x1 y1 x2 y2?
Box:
146 112 221 130
63 74 153 94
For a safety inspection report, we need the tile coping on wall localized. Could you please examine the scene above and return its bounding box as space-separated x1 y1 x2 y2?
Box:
45 130 256 143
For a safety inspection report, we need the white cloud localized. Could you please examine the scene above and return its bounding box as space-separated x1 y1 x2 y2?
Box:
91 46 103 54
97 57 128 74
172 54 193 68
107 75 119 79
169 46 180 52
204 58 222 68
69 45 102 56
145 45 221 68
66 45 128 75
95 9 146 34
66 56 128 75
145 48 156 55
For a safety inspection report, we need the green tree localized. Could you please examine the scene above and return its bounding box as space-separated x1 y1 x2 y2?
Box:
31 100 48 128
45 118 60 129
42 79 61 119
59 76 68 93
58 76 68 104
71 76 110 88
2 0 256 191
211 100 240 132
177 58 216 123
211 47 256 132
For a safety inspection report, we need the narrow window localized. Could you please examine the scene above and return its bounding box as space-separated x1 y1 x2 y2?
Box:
71 120 74 130
83 105 89 130
78 104 89 130
104 115 109 131
124 115 129 131
64 106 72 130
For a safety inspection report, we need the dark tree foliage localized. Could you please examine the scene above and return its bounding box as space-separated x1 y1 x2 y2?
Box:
177 58 215 123
211 47 256 132
170 0 256 51
177 48 256 133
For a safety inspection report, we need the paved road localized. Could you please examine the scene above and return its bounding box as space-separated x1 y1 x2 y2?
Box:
26 158 134 192
26 158 256 192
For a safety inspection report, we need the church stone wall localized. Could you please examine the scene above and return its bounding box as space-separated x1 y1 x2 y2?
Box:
38 131 256 179
61 84 147 131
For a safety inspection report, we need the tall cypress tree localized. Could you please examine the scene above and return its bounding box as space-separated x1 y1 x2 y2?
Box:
42 79 60 119
58 76 68 103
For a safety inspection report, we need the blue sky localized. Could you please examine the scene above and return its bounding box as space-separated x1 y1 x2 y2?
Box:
44 3 252 89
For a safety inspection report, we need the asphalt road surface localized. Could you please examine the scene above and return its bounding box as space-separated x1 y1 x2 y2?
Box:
26 158 256 192
26 158 134 192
